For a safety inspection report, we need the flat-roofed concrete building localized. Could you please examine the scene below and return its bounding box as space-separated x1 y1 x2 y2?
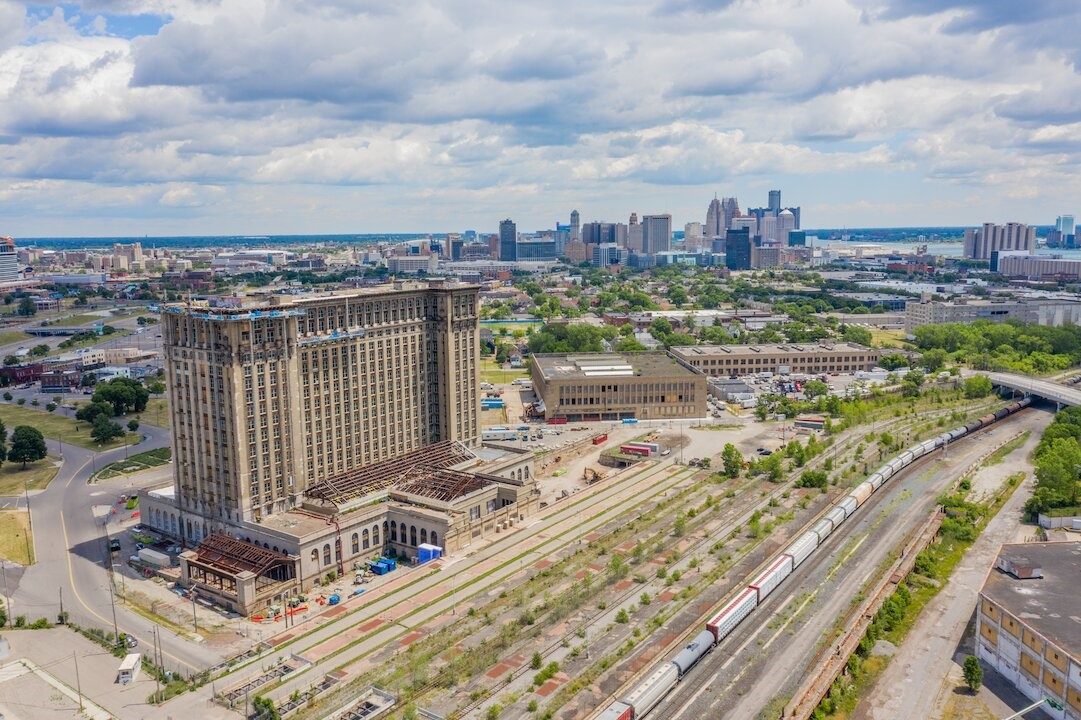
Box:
996 254 1081 281
670 342 881 377
904 298 1081 335
976 542 1081 719
531 352 707 422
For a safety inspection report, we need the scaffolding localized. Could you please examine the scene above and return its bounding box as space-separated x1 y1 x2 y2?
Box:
191 533 294 580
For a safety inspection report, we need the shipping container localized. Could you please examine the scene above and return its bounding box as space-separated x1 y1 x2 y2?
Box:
838 494 859 518
547 417 568 425
825 505 847 530
598 702 633 720
592 434 608 445
785 531 818 569
138 547 170 568
622 418 639 424
851 482 874 507
620 445 652 457
672 630 716 676
810 518 834 545
749 555 794 603
623 662 679 718
625 442 661 453
482 430 518 441
418 543 442 564
707 587 758 642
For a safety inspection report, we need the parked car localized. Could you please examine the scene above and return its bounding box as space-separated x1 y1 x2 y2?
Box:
109 538 121 553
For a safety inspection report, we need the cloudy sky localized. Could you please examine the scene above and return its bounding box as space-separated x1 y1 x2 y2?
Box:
2 0 1080 237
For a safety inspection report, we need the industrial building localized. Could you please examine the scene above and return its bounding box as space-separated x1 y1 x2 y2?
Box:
531 352 707 422
904 298 1081 334
994 253 1081 281
670 343 881 377
976 542 1081 720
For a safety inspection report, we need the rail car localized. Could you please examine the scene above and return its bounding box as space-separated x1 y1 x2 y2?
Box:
599 397 1031 719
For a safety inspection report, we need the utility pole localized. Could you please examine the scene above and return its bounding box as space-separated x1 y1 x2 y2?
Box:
73 652 84 712
153 626 161 699
0 562 11 628
191 589 198 633
58 586 63 621
22 479 32 562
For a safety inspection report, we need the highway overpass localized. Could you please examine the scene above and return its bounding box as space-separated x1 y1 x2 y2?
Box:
986 372 1081 408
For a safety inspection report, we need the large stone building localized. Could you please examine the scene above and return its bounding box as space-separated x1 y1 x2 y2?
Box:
904 298 1081 335
963 222 1036 260
976 543 1081 720
531 352 707 422
670 342 880 377
142 280 540 614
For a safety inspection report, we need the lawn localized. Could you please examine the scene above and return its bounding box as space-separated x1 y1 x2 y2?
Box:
50 313 112 328
0 404 139 451
138 398 170 427
480 357 529 385
91 447 171 482
869 328 909 348
0 330 31 347
0 456 59 496
479 320 543 335
0 511 34 564
44 328 134 358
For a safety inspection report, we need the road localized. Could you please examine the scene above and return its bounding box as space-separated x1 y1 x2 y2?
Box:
3 421 219 675
986 371 1081 407
654 407 1050 720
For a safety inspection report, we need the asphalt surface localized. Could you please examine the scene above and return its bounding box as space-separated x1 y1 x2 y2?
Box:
652 407 1050 720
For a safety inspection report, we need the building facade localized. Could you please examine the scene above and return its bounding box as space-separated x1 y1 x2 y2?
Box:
160 280 480 538
531 352 707 422
995 254 1081 280
726 228 752 270
642 214 672 255
670 342 881 377
499 219 517 261
963 222 1036 260
976 543 1081 720
904 298 1081 334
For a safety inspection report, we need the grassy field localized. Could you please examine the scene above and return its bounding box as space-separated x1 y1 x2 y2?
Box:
138 398 170 427
480 357 530 385
869 328 908 348
480 320 543 335
50 313 111 328
0 457 59 496
0 404 139 451
0 330 31 347
0 511 34 564
91 447 171 482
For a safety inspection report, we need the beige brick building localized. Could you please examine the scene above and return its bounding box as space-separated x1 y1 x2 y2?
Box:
669 342 880 377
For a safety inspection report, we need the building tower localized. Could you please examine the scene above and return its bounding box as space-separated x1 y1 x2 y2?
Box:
768 190 781 214
499 219 517 261
642 214 672 255
570 210 580 243
721 197 740 232
706 196 723 238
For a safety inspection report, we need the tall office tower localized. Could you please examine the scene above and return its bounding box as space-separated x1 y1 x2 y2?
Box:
725 228 752 270
570 210 580 243
449 234 464 261
0 237 17 284
776 209 796 244
963 222 1036 260
730 215 758 238
581 222 617 245
768 190 781 213
759 216 778 243
721 197 740 231
642 214 672 254
706 196 723 237
499 219 517 261
1057 215 1075 237
685 222 703 241
627 213 644 252
161 281 480 537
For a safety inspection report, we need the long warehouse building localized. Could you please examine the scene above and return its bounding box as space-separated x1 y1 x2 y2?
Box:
669 342 881 377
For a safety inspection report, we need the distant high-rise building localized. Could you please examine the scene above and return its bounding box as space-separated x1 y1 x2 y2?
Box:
499 219 517 261
627 213 644 253
725 228 752 271
963 222 1036 260
768 190 781 213
0 237 18 284
787 231 807 247
684 222 703 241
706 197 723 238
722 197 740 231
1056 215 1075 237
642 214 672 255
570 210 580 243
592 243 626 267
448 233 464 261
581 222 617 245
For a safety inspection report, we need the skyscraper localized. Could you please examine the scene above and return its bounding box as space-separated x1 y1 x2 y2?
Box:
706 197 723 238
722 197 740 232
768 190 781 213
1056 215 1075 237
499 219 517 261
570 210 580 243
963 223 1036 260
642 214 672 254
725 228 752 270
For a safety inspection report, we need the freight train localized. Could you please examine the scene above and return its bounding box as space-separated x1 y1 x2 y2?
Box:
598 397 1031 720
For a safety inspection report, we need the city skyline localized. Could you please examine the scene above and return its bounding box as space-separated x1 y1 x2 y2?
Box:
2 1 1081 236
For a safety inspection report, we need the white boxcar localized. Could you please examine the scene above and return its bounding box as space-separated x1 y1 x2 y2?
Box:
623 662 679 718
868 472 886 491
707 587 758 643
672 630 716 675
899 449 915 464
838 494 859 518
852 481 874 506
810 518 834 544
784 531 818 569
750 554 794 603
825 505 847 529
598 702 633 720
888 457 905 473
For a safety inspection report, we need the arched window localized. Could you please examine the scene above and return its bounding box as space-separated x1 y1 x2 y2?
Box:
273 546 279 553
410 525 417 547
334 539 342 561
420 528 428 544
372 524 380 545
430 531 438 547
351 533 359 554
362 529 370 550
323 544 331 566
390 521 397 542
524 465 530 478
311 549 319 564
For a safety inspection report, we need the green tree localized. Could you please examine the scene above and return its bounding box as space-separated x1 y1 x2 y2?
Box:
901 369 925 397
29 344 49 358
92 377 149 416
962 655 983 692
8 426 46 469
842 325 872 346
90 415 125 445
880 353 909 371
76 401 113 423
803 380 829 399
2 356 17 367
920 348 948 373
251 695 280 720
16 297 36 316
721 443 743 478
649 317 673 340
127 419 140 432
962 375 993 399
